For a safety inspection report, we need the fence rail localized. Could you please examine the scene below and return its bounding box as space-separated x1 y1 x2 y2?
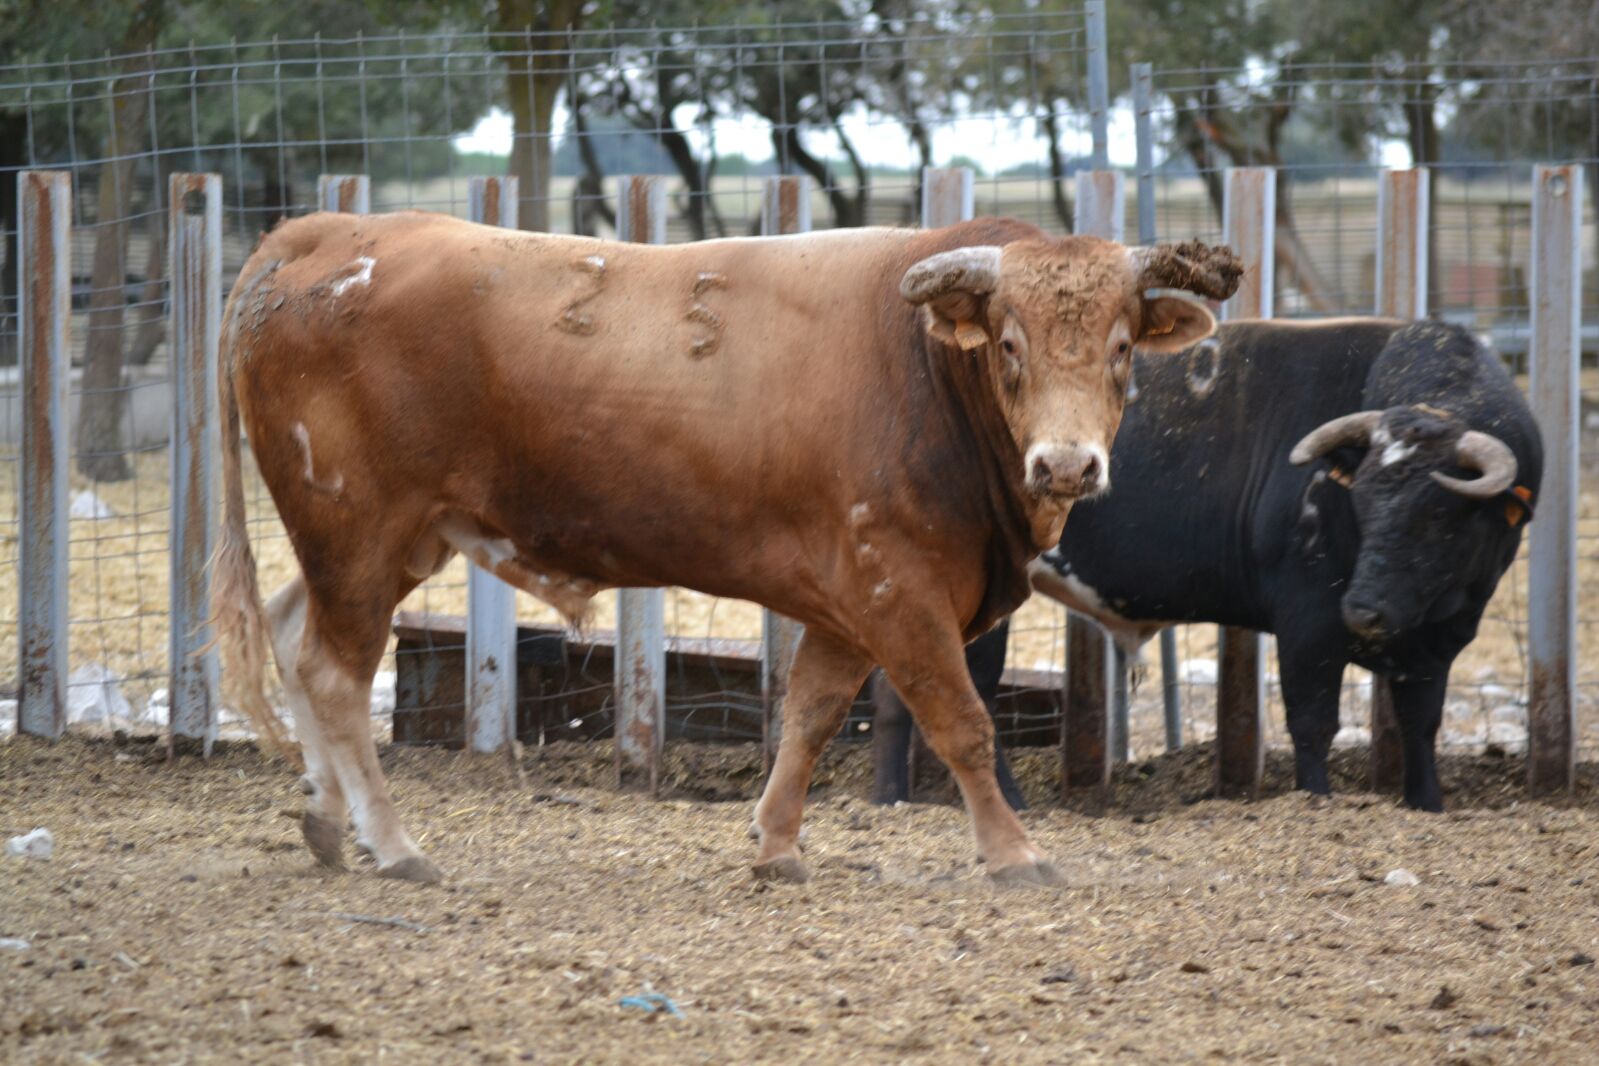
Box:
3 17 1595 800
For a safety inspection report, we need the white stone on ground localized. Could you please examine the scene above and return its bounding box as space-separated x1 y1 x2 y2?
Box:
6 827 54 860
1179 659 1218 686
69 489 116 520
1332 725 1370 748
67 664 131 725
1384 868 1420 887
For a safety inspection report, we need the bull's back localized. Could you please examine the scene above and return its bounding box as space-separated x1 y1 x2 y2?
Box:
1056 318 1402 624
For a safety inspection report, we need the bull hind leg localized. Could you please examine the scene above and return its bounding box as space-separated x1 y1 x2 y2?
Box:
879 623 1057 886
293 580 441 883
751 631 873 882
266 576 348 868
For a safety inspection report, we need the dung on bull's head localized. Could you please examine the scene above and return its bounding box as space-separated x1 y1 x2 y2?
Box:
901 236 1240 536
1291 403 1529 644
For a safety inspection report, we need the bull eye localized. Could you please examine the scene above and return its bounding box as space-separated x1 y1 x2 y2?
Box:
1001 338 1017 356
1116 340 1130 357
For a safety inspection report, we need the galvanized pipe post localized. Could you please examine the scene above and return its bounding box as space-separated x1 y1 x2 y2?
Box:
614 175 668 793
1062 170 1125 793
759 175 811 777
466 176 520 754
317 174 370 214
1085 0 1110 170
1369 167 1431 790
1215 167 1275 799
168 173 223 752
17 171 72 739
1527 164 1581 795
1130 65 1185 752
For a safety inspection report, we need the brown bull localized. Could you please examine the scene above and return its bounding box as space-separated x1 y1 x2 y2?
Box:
211 211 1239 885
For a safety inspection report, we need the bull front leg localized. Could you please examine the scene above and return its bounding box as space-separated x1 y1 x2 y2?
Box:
1275 642 1346 797
752 631 874 883
878 623 1056 885
1388 671 1448 812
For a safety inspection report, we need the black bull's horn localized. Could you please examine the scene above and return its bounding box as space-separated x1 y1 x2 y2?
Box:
1290 411 1517 499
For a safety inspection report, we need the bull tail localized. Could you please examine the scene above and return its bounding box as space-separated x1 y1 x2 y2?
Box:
210 265 302 769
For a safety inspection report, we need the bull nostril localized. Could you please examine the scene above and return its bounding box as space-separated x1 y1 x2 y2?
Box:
1342 601 1385 637
1079 453 1101 490
1030 455 1052 487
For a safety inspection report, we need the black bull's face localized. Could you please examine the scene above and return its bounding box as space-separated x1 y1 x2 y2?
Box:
1291 405 1527 644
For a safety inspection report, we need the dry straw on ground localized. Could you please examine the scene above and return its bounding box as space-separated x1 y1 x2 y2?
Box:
3 735 1597 1064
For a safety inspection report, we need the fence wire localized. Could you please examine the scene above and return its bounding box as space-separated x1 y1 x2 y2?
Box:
0 23 1592 770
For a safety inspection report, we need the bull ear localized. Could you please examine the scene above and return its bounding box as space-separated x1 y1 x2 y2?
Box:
901 246 1003 351
1137 288 1217 354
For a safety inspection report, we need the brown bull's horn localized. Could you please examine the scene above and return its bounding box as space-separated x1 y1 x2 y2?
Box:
900 246 1003 304
1431 430 1517 499
1289 410 1383 465
1129 240 1244 302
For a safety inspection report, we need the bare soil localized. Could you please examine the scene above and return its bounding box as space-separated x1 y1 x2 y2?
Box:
4 735 1598 1064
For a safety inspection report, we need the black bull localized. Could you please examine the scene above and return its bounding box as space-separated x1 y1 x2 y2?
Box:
873 318 1542 812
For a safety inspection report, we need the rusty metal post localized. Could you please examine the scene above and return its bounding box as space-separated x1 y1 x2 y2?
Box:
167 174 223 751
1369 167 1431 791
1215 167 1275 799
17 171 71 739
1059 171 1126 789
1527 164 1580 795
614 175 668 792
317 174 370 214
921 166 973 229
465 176 520 753
759 175 811 776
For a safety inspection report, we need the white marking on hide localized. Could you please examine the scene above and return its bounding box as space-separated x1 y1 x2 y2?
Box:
1381 440 1416 467
291 422 344 495
331 256 376 296
1371 425 1392 447
583 254 605 271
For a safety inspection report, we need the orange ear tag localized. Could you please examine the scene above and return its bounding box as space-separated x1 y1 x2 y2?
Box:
954 320 988 351
1504 485 1534 527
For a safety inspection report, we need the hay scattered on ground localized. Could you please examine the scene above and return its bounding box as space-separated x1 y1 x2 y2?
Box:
3 736 1597 1064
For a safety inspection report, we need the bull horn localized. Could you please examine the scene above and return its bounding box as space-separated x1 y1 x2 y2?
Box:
1129 240 1244 302
1289 410 1383 465
900 246 1003 304
1431 430 1517 499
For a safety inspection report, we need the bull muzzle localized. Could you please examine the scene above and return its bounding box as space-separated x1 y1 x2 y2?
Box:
1025 442 1107 500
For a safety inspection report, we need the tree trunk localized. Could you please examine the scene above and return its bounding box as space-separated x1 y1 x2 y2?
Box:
657 126 707 241
128 175 167 366
498 0 583 234
77 5 162 483
772 128 860 228
1041 109 1074 233
831 120 870 229
570 99 614 237
0 110 27 367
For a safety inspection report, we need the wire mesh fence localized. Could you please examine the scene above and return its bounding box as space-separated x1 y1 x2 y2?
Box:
0 14 1593 776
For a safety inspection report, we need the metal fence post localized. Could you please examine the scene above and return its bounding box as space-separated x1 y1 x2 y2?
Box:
1084 0 1110 171
1216 167 1275 799
1062 170 1124 792
317 174 370 214
614 175 667 792
465 176 520 754
921 166 973 229
1131 62 1184 753
759 175 811 777
1527 163 1580 795
168 173 222 752
17 171 71 740
1369 167 1431 791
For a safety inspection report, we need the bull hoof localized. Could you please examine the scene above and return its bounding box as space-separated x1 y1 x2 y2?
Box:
752 855 810 884
301 812 346 870
990 860 1065 888
377 855 444 884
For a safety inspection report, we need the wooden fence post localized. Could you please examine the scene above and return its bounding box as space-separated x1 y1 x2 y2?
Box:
759 175 811 777
614 175 667 792
18 171 71 740
1215 167 1274 799
1061 170 1124 798
921 166 972 229
1369 167 1431 790
1527 164 1580 795
466 176 520 753
168 173 222 753
317 174 370 214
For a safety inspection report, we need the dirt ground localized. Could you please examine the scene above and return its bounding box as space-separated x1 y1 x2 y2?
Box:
3 736 1598 1064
